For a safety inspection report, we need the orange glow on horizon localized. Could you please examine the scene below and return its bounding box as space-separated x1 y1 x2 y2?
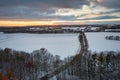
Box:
0 18 120 27
0 20 55 27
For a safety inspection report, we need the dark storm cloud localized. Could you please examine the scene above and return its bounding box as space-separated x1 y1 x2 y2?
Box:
101 0 120 9
0 6 55 18
0 0 90 20
0 0 120 24
0 6 76 20
94 0 120 9
0 0 89 8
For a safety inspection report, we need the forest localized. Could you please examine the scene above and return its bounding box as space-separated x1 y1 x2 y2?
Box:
0 49 120 80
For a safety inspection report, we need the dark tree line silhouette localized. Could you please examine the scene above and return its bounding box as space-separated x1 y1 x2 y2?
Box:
0 48 120 80
59 50 120 80
105 35 120 41
0 48 62 80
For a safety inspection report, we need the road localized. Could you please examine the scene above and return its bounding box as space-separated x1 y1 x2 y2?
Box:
40 32 88 80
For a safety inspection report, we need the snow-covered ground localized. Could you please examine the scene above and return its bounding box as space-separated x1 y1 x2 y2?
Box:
0 33 79 59
0 32 120 59
86 32 120 52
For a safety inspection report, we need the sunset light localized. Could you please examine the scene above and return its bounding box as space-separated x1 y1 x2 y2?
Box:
0 0 120 27
0 20 55 27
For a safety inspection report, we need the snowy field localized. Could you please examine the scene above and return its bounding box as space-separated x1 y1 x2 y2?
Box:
0 32 120 59
0 33 79 59
86 32 120 52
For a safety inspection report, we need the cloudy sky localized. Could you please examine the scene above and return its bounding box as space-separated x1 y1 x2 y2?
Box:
0 0 120 26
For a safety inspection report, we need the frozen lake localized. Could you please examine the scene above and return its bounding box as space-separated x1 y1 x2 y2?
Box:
0 32 120 59
86 32 120 52
0 33 80 59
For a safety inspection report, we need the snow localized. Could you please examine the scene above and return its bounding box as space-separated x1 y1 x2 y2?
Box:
0 32 120 59
91 27 99 30
0 33 79 59
86 32 120 52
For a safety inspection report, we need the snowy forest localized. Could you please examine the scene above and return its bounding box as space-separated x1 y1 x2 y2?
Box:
0 48 120 80
0 32 120 80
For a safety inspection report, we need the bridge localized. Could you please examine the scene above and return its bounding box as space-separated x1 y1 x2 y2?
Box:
40 32 89 80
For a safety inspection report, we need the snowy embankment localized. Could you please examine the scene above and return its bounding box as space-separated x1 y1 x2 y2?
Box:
0 33 79 59
86 32 120 52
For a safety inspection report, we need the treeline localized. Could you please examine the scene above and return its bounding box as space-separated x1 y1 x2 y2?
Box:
0 48 62 80
0 48 120 80
105 35 120 41
55 50 120 80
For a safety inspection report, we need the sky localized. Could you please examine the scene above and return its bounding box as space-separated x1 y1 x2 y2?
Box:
0 0 120 26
